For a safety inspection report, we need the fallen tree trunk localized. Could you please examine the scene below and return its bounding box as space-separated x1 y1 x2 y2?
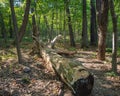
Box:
31 35 94 96
41 48 94 96
56 49 76 57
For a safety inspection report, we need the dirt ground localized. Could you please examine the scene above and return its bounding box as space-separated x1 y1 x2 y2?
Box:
74 50 120 96
0 48 120 96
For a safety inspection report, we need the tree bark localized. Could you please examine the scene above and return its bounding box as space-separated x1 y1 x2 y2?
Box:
50 11 54 39
81 0 88 48
109 0 118 74
63 7 67 44
18 0 31 42
31 33 94 96
0 10 7 46
9 0 22 63
64 0 76 47
43 15 52 41
50 34 62 49
96 0 109 60
90 0 97 46
31 7 42 57
59 9 62 34
9 14 14 38
42 48 94 96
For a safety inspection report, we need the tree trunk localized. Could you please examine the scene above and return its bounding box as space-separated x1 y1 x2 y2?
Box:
43 15 52 41
31 7 42 57
0 10 7 46
59 9 62 34
90 0 97 46
31 33 94 96
56 8 58 35
81 0 88 48
96 0 109 60
51 11 54 39
41 48 94 96
18 0 31 42
9 0 22 64
64 0 76 47
109 0 118 74
9 14 14 38
63 7 67 44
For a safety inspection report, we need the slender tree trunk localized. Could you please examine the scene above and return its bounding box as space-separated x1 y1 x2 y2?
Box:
37 15 41 34
31 7 42 57
9 0 22 63
43 15 52 41
96 0 109 60
64 0 75 47
51 11 54 39
63 7 66 44
90 0 97 46
18 0 31 42
59 9 62 34
81 0 88 48
0 11 7 46
9 14 13 38
55 0 58 36
109 0 118 74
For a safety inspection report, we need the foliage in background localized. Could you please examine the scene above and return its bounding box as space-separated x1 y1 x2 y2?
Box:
0 0 120 47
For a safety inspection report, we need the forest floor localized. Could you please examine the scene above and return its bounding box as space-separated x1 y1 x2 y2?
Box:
73 49 120 96
0 46 120 96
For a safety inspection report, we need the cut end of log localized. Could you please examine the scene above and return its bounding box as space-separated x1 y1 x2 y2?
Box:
72 74 94 96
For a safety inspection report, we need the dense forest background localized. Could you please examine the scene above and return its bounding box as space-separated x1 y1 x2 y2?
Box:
0 0 119 44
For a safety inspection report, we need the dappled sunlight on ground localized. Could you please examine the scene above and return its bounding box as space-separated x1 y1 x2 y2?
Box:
0 49 62 96
0 48 120 96
74 50 120 96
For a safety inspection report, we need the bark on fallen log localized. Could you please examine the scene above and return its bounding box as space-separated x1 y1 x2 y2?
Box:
56 50 76 57
41 48 94 96
31 35 94 96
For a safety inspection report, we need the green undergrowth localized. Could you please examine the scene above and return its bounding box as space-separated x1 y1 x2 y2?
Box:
106 48 112 53
0 48 16 61
105 71 118 77
21 77 31 84
67 47 76 51
106 48 120 56
117 48 120 56
22 36 33 43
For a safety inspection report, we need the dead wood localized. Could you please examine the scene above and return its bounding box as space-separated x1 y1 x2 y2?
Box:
32 35 94 96
50 34 62 49
56 50 76 57
41 48 94 96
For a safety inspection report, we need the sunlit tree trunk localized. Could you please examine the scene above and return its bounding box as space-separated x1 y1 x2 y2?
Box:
64 0 76 47
96 0 109 60
90 0 97 46
18 0 31 42
109 0 118 74
9 0 22 63
81 0 88 48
